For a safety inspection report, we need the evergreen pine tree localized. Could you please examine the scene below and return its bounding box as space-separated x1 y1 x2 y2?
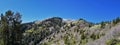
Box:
0 10 22 45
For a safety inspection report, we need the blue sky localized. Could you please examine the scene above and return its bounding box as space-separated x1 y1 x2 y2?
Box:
0 0 120 23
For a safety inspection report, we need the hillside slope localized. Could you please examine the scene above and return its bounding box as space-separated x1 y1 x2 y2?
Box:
22 17 120 45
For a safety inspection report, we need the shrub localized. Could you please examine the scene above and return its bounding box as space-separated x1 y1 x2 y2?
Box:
106 38 120 45
112 17 120 25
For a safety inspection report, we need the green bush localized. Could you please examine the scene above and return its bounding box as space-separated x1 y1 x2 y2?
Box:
115 42 120 45
112 17 120 25
100 21 106 28
106 38 120 45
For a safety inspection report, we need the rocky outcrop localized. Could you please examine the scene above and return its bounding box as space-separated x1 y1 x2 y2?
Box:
39 17 63 27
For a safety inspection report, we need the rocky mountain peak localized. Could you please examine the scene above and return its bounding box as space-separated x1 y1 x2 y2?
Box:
38 17 63 27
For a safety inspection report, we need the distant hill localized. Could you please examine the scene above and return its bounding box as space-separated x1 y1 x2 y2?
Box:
21 17 120 45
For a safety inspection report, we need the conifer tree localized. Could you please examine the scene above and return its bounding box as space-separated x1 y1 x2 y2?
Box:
0 10 22 45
